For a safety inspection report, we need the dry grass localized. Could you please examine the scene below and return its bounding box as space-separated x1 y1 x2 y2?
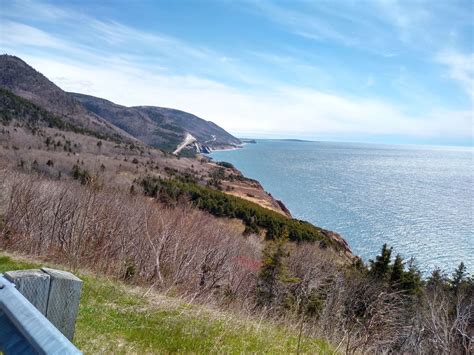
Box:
0 124 288 215
0 252 334 354
1 128 472 353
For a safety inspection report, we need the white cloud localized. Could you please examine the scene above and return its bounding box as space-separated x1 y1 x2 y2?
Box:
0 20 70 50
87 20 211 60
11 53 470 141
437 51 474 100
1 0 72 21
0 0 471 144
248 1 361 47
248 0 471 57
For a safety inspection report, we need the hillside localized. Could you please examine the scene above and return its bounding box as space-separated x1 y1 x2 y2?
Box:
0 55 302 217
0 55 241 154
73 93 241 153
0 254 332 354
0 55 131 142
0 56 353 267
0 88 295 217
1 55 472 354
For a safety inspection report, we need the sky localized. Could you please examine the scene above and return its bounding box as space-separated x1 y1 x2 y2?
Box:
0 0 473 146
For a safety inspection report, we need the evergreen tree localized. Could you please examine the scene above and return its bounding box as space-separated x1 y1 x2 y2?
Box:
369 244 392 280
31 159 39 172
427 267 446 291
256 231 290 306
400 258 422 295
451 262 467 295
390 254 404 286
71 164 81 180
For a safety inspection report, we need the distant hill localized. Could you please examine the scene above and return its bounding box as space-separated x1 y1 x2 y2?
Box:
0 55 131 142
72 93 241 153
0 87 114 140
0 54 241 153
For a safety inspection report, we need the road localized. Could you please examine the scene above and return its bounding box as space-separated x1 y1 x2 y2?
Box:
173 133 196 154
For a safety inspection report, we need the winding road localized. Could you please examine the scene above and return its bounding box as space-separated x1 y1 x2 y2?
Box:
173 133 196 154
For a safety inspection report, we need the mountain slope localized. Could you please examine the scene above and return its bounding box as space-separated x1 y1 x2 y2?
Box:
0 87 110 139
0 54 241 153
72 93 241 153
0 55 131 141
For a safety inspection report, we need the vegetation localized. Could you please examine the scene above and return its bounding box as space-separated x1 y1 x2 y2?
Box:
177 148 197 158
256 235 297 307
139 176 336 247
368 244 423 294
216 161 235 169
0 81 472 353
0 88 122 142
253 242 474 354
152 128 183 152
71 165 92 185
1 172 473 353
0 254 332 354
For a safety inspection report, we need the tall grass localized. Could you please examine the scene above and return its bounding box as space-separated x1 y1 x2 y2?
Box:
0 254 333 354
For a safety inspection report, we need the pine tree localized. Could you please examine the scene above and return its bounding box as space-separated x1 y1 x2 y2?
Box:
255 226 298 307
400 258 422 294
369 244 392 280
427 267 446 291
256 238 288 306
451 262 467 295
71 164 81 180
390 254 404 286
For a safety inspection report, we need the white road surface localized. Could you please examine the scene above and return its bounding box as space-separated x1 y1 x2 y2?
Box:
173 133 197 154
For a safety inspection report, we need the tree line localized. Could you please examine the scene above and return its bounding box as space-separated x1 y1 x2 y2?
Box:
139 176 339 249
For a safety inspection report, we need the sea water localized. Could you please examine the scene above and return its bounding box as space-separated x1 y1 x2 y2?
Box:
210 140 473 274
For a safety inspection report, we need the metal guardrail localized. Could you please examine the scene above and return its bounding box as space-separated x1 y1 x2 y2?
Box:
0 273 82 354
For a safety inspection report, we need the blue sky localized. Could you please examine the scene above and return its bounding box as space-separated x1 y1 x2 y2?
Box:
1 0 473 145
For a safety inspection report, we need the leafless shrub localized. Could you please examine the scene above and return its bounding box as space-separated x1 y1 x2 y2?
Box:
1 172 260 300
401 285 474 354
1 170 471 354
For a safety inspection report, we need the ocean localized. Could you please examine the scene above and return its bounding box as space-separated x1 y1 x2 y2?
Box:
210 140 473 274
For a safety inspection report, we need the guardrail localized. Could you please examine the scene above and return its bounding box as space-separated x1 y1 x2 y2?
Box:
0 268 82 354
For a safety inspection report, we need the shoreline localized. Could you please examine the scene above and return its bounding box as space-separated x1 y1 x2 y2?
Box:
205 142 355 258
207 144 245 153
206 140 473 273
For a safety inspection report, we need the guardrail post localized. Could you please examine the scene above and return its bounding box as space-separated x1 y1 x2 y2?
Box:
4 269 50 315
3 268 82 342
0 275 81 354
42 268 83 341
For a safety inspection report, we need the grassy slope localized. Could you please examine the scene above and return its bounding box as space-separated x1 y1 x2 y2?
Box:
0 254 333 354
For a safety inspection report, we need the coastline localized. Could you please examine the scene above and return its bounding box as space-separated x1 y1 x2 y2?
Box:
208 144 245 153
207 143 355 260
208 139 473 273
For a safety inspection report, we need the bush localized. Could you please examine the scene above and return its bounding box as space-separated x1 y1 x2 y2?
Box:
217 161 235 169
2 173 259 298
71 165 92 185
139 176 336 247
